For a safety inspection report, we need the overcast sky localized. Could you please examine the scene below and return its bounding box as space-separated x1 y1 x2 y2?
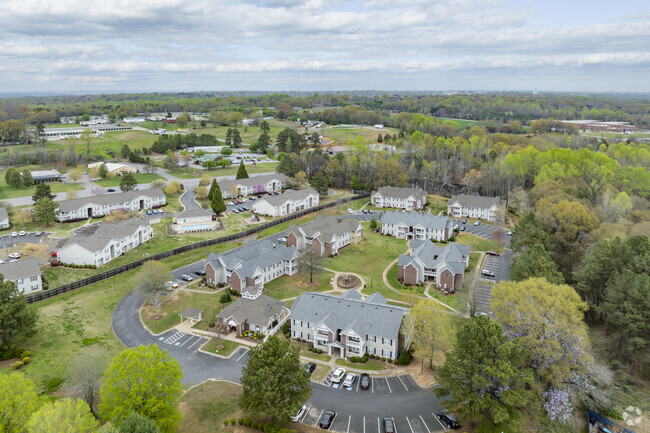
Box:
1 0 649 94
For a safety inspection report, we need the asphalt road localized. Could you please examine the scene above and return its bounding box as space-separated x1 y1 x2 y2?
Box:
0 232 51 248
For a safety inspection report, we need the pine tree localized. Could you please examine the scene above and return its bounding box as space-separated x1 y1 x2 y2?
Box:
209 182 226 216
207 178 219 201
119 174 137 192
236 161 249 179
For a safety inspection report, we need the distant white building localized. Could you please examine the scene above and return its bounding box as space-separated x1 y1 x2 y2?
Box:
57 217 153 267
0 207 8 229
371 186 427 211
252 188 319 217
0 258 43 294
220 173 288 199
88 162 138 176
56 188 166 222
123 117 147 124
380 211 453 241
446 194 506 222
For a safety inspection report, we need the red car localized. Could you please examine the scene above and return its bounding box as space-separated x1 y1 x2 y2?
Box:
486 251 500 256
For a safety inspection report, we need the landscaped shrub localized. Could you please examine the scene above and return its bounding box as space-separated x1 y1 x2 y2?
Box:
381 357 386 361
12 361 23 370
278 429 288 433
399 350 411 365
238 418 244 425
208 321 215 328
317 349 323 354
20 350 31 358
449 236 456 242
281 322 290 334
230 418 236 426
21 356 31 365
223 419 229 426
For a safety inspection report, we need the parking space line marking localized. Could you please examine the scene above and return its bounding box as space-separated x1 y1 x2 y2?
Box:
432 413 447 431
235 348 249 363
301 405 311 423
385 377 392 393
346 415 351 433
377 417 380 433
420 415 430 433
330 413 337 430
363 416 365 433
179 335 195 347
188 337 204 350
315 409 324 427
397 375 408 391
405 417 414 433
371 377 374 394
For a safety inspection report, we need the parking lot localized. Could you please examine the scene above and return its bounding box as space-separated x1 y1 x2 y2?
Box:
480 254 502 282
453 219 509 240
0 231 51 248
157 329 210 352
303 372 449 433
475 283 494 315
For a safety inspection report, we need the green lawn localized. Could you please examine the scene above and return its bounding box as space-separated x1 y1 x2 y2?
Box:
347 197 370 210
262 271 332 301
94 173 164 187
322 125 399 146
142 289 223 334
291 342 332 362
325 224 419 305
256 214 318 239
179 381 244 433
455 233 504 253
200 338 240 357
335 358 394 371
46 130 157 159
196 120 287 144
468 252 480 271
168 162 279 179
0 165 84 199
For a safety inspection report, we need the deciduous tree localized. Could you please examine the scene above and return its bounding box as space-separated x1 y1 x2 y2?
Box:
239 336 311 422
402 300 453 372
27 398 98 433
118 412 161 433
100 345 183 432
510 244 564 284
136 261 171 316
68 168 83 183
0 373 41 433
66 350 109 418
21 169 33 187
164 180 182 195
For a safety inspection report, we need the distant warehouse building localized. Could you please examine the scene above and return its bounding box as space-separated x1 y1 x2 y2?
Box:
30 169 61 183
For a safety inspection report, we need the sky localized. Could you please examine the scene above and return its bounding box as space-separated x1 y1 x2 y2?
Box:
1 0 649 94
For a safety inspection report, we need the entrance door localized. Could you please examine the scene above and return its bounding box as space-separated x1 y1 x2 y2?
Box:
87 207 93 218
139 199 144 210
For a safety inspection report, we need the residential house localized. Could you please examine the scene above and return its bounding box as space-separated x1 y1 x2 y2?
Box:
88 162 138 176
219 173 288 199
205 238 299 297
0 207 9 229
370 186 427 211
216 293 290 337
56 217 153 267
290 290 407 360
56 188 166 222
252 188 319 217
170 208 218 233
0 257 43 294
446 194 506 222
286 215 363 256
379 211 453 241
397 240 470 291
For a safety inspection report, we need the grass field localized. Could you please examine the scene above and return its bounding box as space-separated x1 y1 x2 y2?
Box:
335 358 394 371
200 338 240 358
321 126 399 146
455 233 504 253
0 164 84 199
94 173 164 187
168 162 279 179
45 130 157 159
262 271 332 301
179 381 244 433
142 289 224 334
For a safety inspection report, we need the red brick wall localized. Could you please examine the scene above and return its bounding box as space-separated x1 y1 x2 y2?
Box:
245 277 256 287
231 271 242 293
217 317 224 326
328 331 333 342
397 265 404 280
206 262 216 284
404 264 418 285
454 273 463 290
398 333 405 351
324 242 333 256
439 269 454 290
287 232 297 248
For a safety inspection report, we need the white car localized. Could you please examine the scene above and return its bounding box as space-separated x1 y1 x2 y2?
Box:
91 177 101 181
277 237 287 243
331 368 346 383
342 373 357 387
291 405 307 422
474 221 480 226
8 252 21 259
347 208 354 214
19 231 26 236
11 232 17 237
507 231 512 236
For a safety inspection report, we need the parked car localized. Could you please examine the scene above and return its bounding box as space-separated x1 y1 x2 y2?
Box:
304 362 316 374
473 221 480 226
454 224 459 230
347 208 354 214
107 188 116 192
383 418 396 433
291 405 307 423
277 237 287 243
34 231 44 237
158 209 165 214
8 252 21 259
460 226 466 231
368 209 373 214
193 270 206 277
486 251 500 256
461 219 467 224
164 281 179 290
481 269 496 278
92 177 101 181
232 209 240 214
152 209 158 214
507 230 512 236
319 410 336 429
362 209 368 214
181 274 194 282
227 201 234 206
146 210 152 215
11 232 17 237
257 195 263 199
18 231 26 236
330 368 346 383
360 373 370 390
435 411 460 429
342 373 357 387
241 206 249 211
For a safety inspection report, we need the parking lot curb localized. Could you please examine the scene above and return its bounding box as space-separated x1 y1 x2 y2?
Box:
197 344 246 360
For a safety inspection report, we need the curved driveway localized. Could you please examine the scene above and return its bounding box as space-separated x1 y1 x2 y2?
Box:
111 289 448 433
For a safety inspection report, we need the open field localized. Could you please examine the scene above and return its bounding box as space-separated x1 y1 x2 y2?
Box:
454 232 504 253
168 161 279 179
321 126 399 146
142 289 225 334
0 164 84 199
94 173 164 187
44 130 158 159
179 381 244 433
262 271 332 301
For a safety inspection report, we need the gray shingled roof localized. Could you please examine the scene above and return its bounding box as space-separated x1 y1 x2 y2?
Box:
449 194 505 209
372 186 426 200
400 240 470 275
380 211 452 231
342 289 362 300
290 292 407 339
206 238 297 279
0 207 7 220
288 215 361 243
219 173 288 190
217 294 285 326
57 188 165 212
256 188 318 207
174 208 214 219
0 257 41 281
60 217 149 253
